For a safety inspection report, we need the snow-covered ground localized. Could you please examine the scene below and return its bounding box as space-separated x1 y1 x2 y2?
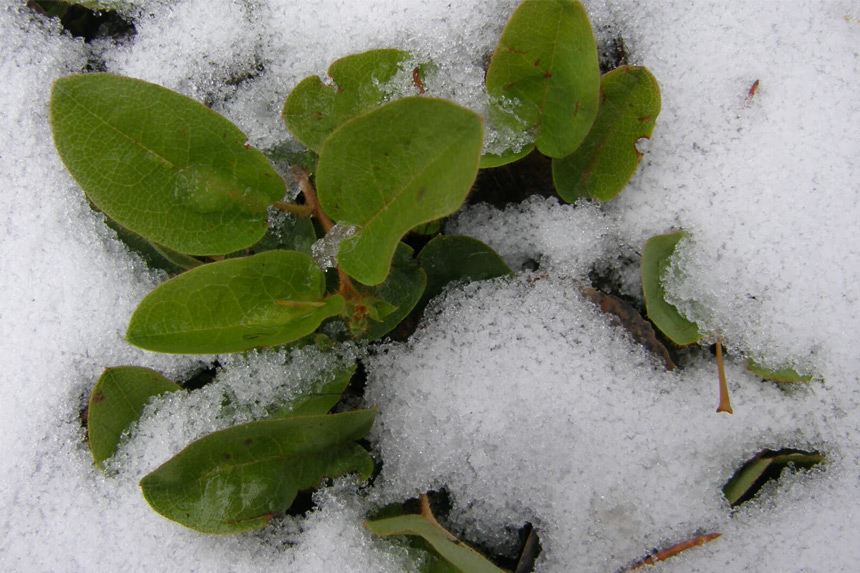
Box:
1 1 859 571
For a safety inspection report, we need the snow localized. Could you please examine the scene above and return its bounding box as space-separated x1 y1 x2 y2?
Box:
1 0 859 571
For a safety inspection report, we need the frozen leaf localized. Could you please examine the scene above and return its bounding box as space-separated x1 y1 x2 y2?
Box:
723 449 824 506
580 287 675 370
284 49 424 152
418 235 513 308
126 250 345 354
479 144 535 169
316 97 483 286
88 366 181 467
745 359 813 383
366 513 505 573
641 231 701 346
485 0 600 158
140 409 377 534
553 66 661 202
267 363 356 419
51 74 284 255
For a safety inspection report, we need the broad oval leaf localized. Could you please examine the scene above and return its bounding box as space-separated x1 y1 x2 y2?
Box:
479 144 535 169
316 97 483 286
141 409 377 534
51 73 284 255
553 66 661 202
485 0 600 158
127 250 345 354
641 231 701 346
284 49 422 152
88 366 181 467
366 514 504 573
417 235 512 309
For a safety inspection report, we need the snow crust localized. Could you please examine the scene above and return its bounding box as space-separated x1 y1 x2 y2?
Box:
1 0 858 571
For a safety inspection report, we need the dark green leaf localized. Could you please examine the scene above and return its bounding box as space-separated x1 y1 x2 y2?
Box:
553 66 661 202
485 0 600 158
366 514 505 573
88 366 181 467
141 409 377 534
250 213 317 257
105 217 203 274
356 243 427 341
479 144 535 169
418 235 512 309
268 363 356 418
745 359 813 383
51 73 284 255
127 250 345 354
284 49 422 152
641 231 701 346
316 97 483 286
723 449 824 506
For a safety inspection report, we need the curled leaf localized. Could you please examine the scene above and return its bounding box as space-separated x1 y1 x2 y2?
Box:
88 366 181 467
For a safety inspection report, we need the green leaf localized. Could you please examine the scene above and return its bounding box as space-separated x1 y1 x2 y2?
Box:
745 359 814 383
268 363 356 418
553 66 661 202
723 449 824 506
641 231 701 346
418 235 512 309
105 217 203 274
127 250 345 354
284 49 424 152
485 0 600 158
355 243 427 341
51 73 285 255
250 213 317 257
88 366 181 467
141 409 377 534
316 97 483 286
479 144 535 169
366 514 505 573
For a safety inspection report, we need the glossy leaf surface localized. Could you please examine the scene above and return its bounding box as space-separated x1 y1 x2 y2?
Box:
553 66 661 202
88 366 181 467
284 49 417 152
127 250 345 354
418 235 512 308
51 74 284 255
485 0 599 158
141 409 377 534
366 514 505 573
316 97 483 285
641 231 701 346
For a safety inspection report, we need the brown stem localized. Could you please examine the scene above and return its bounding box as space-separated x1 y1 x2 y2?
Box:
716 339 733 414
631 533 721 569
292 166 334 234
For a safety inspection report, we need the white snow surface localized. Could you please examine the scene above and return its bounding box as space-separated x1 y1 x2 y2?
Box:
1 0 859 571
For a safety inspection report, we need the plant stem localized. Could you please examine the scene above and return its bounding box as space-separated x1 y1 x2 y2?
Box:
631 533 721 569
716 339 733 414
292 166 334 234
